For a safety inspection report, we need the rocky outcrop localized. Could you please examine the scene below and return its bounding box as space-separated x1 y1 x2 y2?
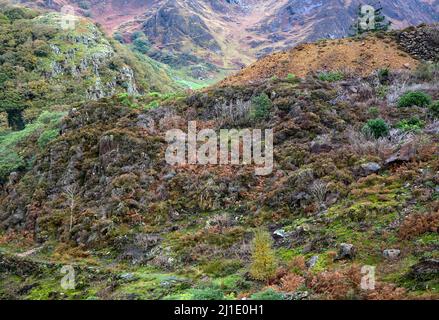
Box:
396 24 439 61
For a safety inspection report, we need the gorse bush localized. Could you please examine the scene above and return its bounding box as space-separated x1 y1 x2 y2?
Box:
250 229 277 281
362 118 390 139
251 93 272 120
397 91 432 108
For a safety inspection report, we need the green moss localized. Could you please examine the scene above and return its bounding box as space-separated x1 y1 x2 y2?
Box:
250 288 285 300
202 259 243 278
191 287 226 300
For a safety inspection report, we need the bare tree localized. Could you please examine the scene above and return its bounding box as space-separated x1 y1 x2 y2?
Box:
63 185 78 233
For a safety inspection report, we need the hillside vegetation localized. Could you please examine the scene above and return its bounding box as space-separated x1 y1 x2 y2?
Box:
0 3 437 300
0 6 179 184
0 26 438 298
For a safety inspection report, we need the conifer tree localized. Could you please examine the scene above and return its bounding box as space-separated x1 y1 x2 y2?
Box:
250 229 277 281
350 1 391 36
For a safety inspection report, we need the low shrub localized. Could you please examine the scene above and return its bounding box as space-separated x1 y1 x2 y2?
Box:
0 151 24 183
318 71 344 82
378 68 390 84
397 91 432 108
250 288 285 300
429 101 439 118
362 118 390 139
368 107 380 118
396 117 424 132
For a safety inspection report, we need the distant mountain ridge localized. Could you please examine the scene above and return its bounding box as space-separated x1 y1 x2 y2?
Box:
12 0 439 79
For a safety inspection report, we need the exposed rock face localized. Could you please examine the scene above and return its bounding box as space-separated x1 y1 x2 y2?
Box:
396 24 439 61
34 13 140 100
142 1 221 53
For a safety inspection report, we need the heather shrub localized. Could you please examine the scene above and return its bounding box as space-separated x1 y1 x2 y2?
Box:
368 106 380 118
250 230 277 281
397 91 432 108
203 259 242 277
362 118 390 139
429 101 439 118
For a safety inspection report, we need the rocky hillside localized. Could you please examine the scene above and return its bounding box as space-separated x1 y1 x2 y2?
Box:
0 25 438 299
0 5 178 185
15 0 439 82
220 24 439 86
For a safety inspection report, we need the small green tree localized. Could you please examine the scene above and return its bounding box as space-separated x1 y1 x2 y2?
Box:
350 2 391 36
250 229 277 281
252 93 272 120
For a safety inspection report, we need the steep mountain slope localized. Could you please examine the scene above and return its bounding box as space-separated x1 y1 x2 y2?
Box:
0 5 178 184
0 25 438 300
15 0 439 81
